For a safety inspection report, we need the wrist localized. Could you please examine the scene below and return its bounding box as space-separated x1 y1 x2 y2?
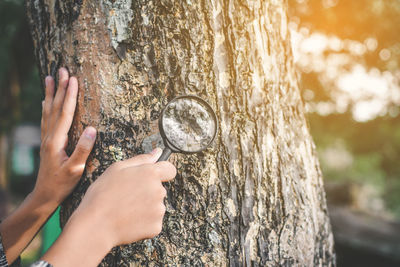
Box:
70 204 116 248
42 207 113 267
68 210 114 253
29 190 59 217
0 191 59 264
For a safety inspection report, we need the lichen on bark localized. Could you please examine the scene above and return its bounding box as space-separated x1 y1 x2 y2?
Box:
26 0 335 266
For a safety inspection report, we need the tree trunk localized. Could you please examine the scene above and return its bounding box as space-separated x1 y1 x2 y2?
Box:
26 0 335 266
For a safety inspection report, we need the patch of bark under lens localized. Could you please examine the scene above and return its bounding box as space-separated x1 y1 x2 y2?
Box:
162 98 216 152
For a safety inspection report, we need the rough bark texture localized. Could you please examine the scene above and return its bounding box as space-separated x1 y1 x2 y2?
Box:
26 0 335 266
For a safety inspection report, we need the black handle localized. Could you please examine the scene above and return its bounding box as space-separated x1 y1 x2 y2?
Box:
157 147 172 162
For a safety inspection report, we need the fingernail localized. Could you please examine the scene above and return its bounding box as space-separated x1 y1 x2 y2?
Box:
83 127 96 141
150 147 162 156
45 76 52 87
59 67 68 77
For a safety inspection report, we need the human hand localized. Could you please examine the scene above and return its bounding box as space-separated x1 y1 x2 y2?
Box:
73 148 176 246
41 149 176 267
34 68 96 208
0 68 97 264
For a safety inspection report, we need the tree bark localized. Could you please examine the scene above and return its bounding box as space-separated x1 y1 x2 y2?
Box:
26 0 335 266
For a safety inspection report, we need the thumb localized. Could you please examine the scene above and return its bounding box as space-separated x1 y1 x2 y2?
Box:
116 148 163 169
68 127 97 168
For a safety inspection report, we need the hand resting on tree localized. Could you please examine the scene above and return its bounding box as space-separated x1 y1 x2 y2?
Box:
0 68 176 267
0 67 97 264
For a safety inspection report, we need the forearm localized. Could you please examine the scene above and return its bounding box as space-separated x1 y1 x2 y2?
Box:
0 191 58 264
41 210 112 267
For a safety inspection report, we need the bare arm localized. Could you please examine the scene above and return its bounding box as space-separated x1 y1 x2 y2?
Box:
0 68 96 264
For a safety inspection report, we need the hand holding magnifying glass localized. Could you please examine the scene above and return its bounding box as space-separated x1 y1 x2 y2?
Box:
157 95 218 162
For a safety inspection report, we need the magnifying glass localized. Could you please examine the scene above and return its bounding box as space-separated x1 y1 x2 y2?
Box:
157 95 218 162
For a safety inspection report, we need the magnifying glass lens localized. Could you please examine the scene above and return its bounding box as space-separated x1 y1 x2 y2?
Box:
162 98 216 152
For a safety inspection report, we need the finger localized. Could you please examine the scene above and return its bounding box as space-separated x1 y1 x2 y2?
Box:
117 148 163 169
42 76 55 136
49 68 69 127
54 76 78 137
125 160 176 182
67 127 97 171
154 161 177 182
41 101 45 141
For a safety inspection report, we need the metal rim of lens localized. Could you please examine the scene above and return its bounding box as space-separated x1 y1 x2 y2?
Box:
159 95 218 154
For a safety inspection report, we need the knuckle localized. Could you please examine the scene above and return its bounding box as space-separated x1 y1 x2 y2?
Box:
59 77 68 87
51 99 60 109
60 109 70 120
156 186 167 199
160 186 167 198
76 144 91 155
157 161 177 178
138 153 153 162
43 140 55 153
161 161 175 170
170 164 177 177
150 223 163 238
159 203 166 216
65 164 84 177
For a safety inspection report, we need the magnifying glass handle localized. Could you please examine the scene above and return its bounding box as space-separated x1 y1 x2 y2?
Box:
157 147 172 162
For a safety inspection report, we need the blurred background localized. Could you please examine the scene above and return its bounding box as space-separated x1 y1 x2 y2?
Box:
0 0 399 266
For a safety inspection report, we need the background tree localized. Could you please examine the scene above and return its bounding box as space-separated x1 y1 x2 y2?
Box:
26 0 335 266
